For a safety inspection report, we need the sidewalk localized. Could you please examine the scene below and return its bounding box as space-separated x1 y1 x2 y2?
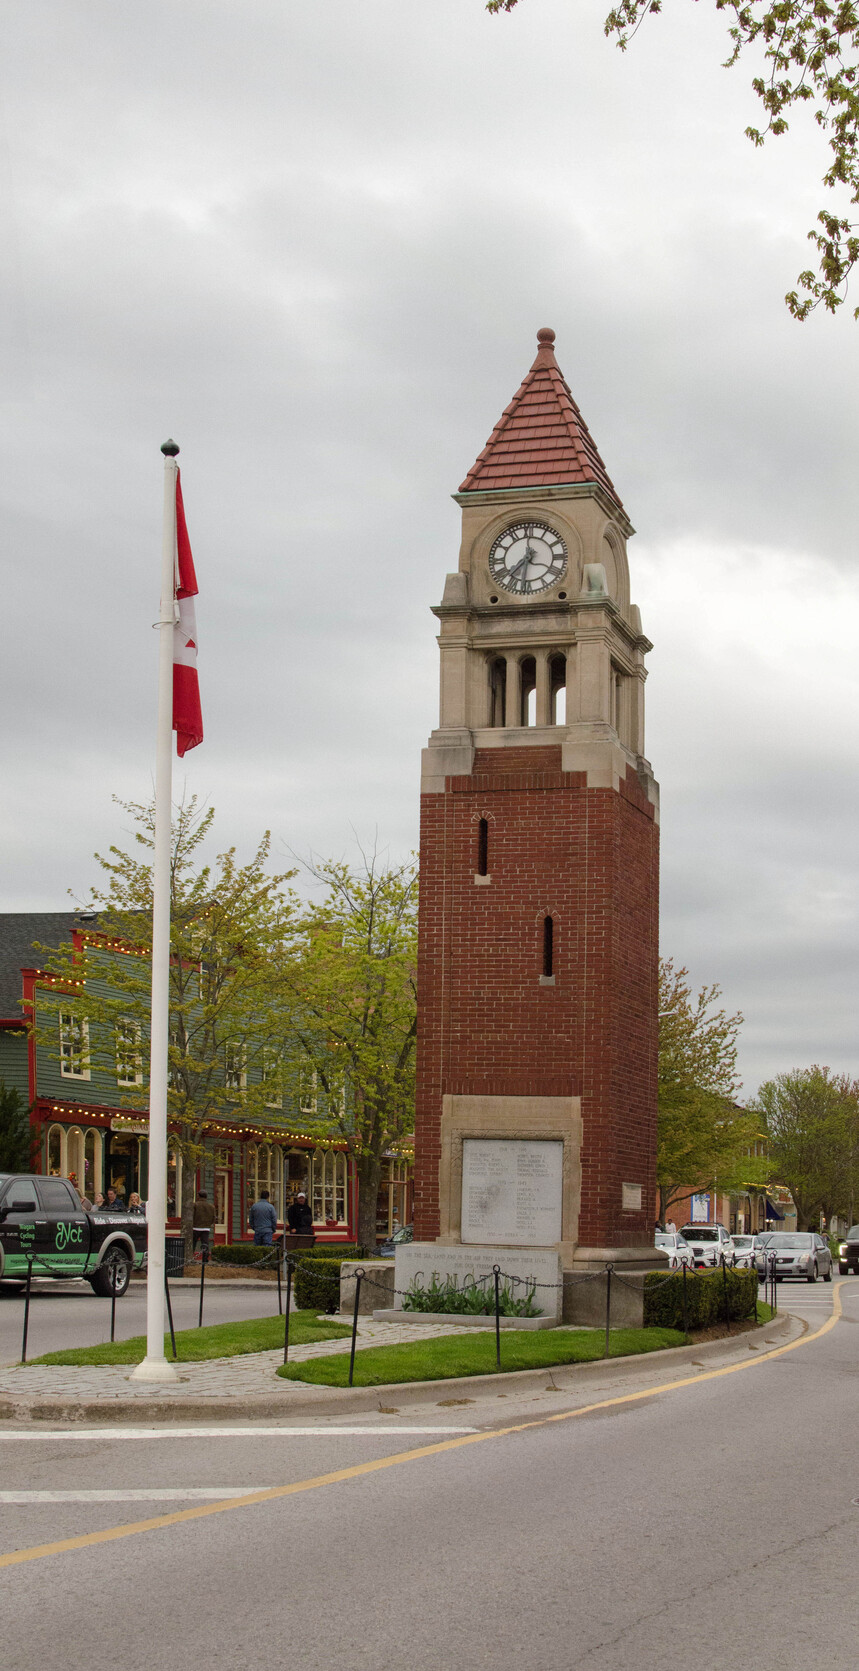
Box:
0 1311 797 1425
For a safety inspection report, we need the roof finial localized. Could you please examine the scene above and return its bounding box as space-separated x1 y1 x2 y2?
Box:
533 326 557 368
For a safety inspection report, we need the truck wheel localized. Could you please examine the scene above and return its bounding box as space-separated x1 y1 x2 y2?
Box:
90 1247 132 1297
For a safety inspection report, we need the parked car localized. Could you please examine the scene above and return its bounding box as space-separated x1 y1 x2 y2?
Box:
679 1223 734 1268
837 1227 859 1275
729 1234 757 1269
754 1231 832 1283
654 1231 694 1269
378 1223 413 1259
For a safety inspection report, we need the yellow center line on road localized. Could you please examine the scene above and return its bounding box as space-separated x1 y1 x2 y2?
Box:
0 1285 844 1571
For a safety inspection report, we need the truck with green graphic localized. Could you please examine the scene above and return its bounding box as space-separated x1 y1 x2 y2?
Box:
0 1174 147 1295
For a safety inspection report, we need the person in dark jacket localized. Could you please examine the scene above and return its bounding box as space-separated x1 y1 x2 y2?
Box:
248 1190 278 1245
287 1192 313 1234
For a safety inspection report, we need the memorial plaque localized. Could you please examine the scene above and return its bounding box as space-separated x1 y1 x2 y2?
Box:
460 1138 563 1247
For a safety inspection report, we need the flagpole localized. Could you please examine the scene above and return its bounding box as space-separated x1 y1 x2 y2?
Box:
131 439 181 1381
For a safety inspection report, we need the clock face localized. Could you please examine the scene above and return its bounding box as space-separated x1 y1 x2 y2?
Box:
488 521 567 596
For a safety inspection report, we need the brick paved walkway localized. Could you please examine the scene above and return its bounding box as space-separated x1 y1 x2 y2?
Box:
0 1316 491 1405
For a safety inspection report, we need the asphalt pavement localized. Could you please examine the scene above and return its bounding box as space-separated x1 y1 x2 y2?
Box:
1 1277 857 1671
0 1276 282 1364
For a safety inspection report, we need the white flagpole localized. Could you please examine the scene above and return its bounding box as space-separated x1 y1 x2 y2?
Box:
131 439 181 1380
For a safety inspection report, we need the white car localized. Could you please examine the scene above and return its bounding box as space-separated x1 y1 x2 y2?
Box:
655 1231 694 1269
679 1223 734 1268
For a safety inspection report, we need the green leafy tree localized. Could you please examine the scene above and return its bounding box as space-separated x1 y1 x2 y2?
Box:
0 1081 35 1173
656 959 764 1222
32 798 298 1253
275 850 418 1254
751 1065 859 1227
487 0 859 318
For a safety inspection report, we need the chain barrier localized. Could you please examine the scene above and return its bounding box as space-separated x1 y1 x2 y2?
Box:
12 1242 767 1369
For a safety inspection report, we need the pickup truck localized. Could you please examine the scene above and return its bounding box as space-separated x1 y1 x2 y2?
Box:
0 1173 147 1296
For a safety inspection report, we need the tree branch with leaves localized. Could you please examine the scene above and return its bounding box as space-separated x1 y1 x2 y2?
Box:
273 848 418 1253
31 797 299 1253
487 0 859 317
656 958 765 1221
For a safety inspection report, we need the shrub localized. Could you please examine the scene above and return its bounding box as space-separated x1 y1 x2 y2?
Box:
295 1256 353 1312
643 1265 758 1331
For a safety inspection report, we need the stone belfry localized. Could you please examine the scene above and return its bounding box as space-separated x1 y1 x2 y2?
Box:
414 328 660 1287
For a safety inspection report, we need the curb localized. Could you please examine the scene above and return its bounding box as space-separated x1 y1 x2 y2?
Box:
0 1311 796 1426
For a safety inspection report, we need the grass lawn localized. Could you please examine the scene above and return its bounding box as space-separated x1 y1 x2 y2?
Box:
276 1325 687 1387
32 1310 350 1367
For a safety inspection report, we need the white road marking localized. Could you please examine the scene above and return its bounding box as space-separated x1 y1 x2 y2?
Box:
0 1425 478 1441
0 1489 272 1504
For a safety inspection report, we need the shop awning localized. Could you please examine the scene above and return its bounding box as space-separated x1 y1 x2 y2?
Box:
765 1198 785 1220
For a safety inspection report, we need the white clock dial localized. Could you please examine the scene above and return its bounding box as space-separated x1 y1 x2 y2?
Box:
488 522 567 596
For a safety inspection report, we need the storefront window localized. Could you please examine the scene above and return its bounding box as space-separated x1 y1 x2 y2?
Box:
66 1128 84 1194
310 1150 348 1225
47 1124 63 1176
84 1129 102 1200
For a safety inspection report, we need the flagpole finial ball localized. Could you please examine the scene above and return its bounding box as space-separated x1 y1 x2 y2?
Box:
161 438 180 457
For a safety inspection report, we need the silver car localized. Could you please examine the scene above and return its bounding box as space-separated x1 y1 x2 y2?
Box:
754 1231 832 1283
729 1234 757 1270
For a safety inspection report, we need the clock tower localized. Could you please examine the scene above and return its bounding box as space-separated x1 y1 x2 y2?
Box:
414 328 660 1299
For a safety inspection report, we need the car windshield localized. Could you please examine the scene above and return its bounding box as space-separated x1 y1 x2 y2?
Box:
655 1234 672 1246
683 1225 720 1241
845 1227 859 1241
732 1237 753 1249
766 1233 812 1249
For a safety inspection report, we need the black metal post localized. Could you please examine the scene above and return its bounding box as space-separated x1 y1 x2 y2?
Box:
493 1265 502 1371
682 1260 689 1341
110 1277 117 1343
604 1263 613 1359
276 1245 282 1317
198 1243 207 1329
21 1259 33 1364
721 1253 729 1326
348 1268 364 1387
282 1259 293 1365
164 1268 177 1359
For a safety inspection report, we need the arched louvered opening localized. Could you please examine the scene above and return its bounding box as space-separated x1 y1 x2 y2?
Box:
489 658 506 728
520 656 536 726
477 818 489 876
550 654 566 725
542 916 554 979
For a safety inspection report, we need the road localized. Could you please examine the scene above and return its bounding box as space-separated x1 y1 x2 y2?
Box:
1 1279 857 1671
0 1277 283 1364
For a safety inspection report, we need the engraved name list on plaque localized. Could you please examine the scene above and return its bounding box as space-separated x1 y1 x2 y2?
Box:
460 1137 563 1247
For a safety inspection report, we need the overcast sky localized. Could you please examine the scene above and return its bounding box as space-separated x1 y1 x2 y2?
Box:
1 0 857 1096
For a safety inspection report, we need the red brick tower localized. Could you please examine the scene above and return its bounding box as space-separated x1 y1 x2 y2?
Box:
414 329 660 1286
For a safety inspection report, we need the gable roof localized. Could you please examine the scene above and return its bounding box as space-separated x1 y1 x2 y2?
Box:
458 327 624 511
0 913 96 1020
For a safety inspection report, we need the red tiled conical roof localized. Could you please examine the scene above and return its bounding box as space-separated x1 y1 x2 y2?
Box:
459 328 623 511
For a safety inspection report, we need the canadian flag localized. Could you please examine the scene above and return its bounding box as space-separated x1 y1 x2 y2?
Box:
173 471 203 757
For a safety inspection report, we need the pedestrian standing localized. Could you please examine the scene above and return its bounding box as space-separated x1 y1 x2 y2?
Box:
193 1189 217 1253
248 1189 278 1246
